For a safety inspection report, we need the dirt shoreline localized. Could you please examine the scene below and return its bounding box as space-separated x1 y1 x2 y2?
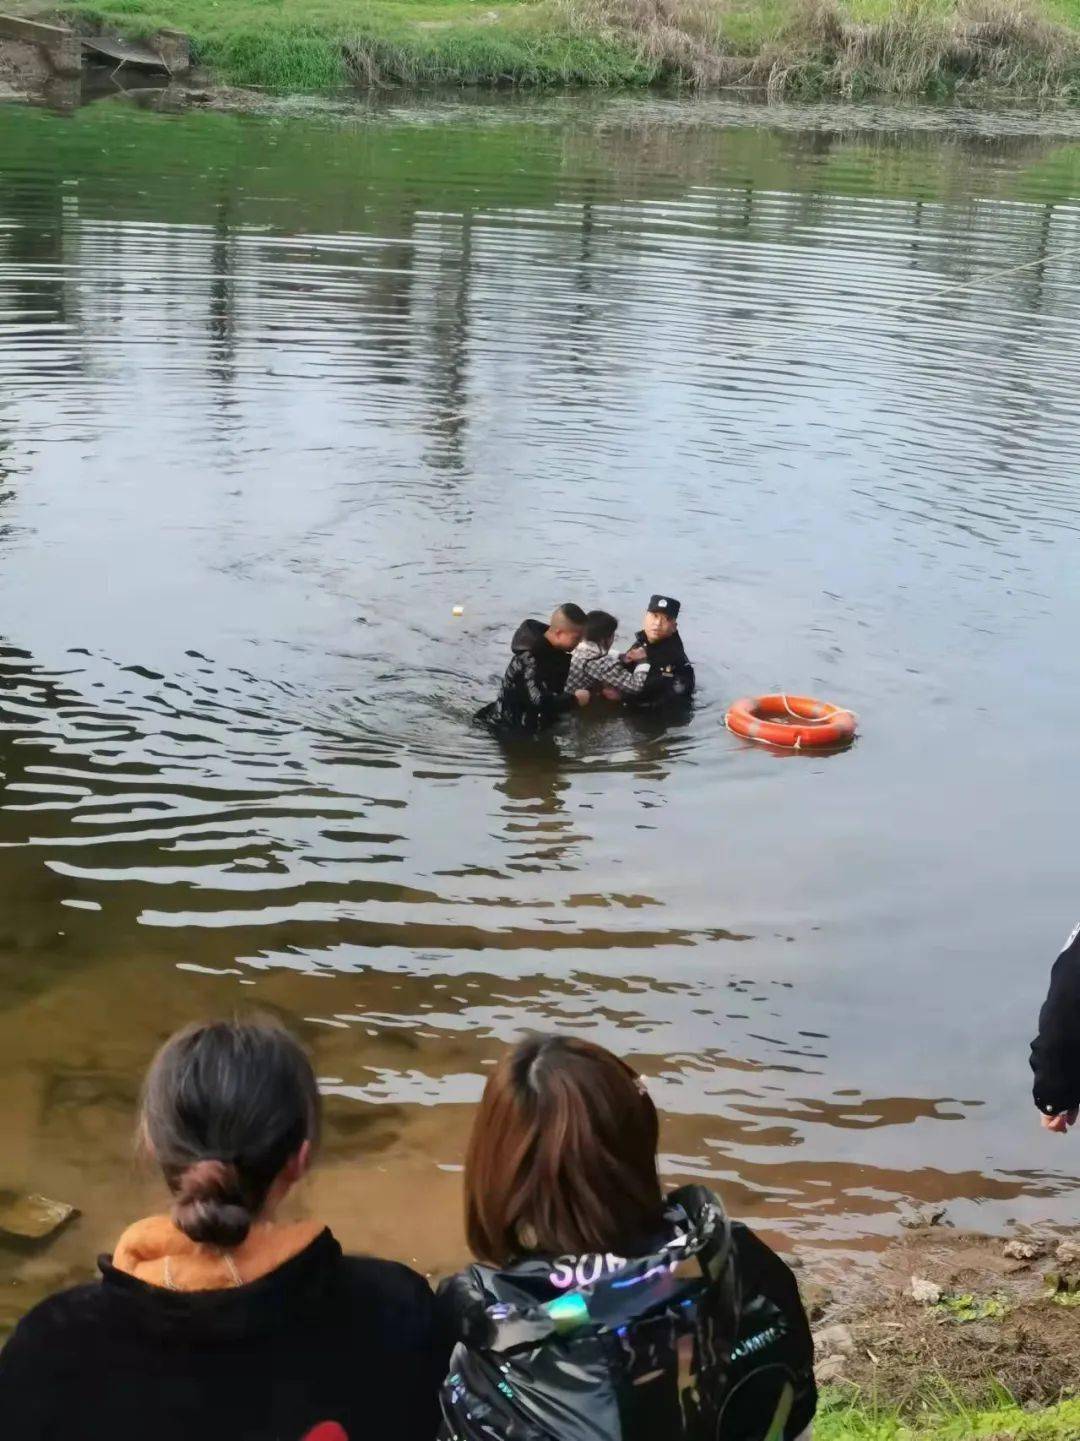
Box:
799 1221 1080 1424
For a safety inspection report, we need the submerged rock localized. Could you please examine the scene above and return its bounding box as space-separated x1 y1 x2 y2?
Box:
0 1191 77 1241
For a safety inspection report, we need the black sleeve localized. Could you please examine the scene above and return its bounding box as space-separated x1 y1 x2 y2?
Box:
520 654 575 717
342 1259 448 1441
518 652 546 709
1031 922 1080 1115
732 1227 816 1441
0 1298 68 1439
435 1269 490 1348
618 632 647 668
499 653 526 702
425 1280 453 1440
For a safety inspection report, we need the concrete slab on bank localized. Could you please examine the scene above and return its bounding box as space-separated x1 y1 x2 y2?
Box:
80 28 191 72
0 14 192 82
0 13 79 74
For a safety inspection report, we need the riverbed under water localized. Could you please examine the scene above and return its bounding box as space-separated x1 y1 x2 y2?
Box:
1 90 1079 1320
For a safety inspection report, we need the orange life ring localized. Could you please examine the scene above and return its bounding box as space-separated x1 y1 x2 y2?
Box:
725 694 856 750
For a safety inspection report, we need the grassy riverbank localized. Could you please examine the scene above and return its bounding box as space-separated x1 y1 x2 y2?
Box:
820 1393 1080 1439
34 0 1080 96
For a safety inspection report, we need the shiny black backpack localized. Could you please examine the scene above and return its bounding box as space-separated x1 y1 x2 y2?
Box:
439 1187 807 1441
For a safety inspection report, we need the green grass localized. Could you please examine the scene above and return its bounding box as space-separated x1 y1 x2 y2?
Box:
51 0 656 88
32 0 1080 97
818 1389 1080 1440
1046 0 1080 24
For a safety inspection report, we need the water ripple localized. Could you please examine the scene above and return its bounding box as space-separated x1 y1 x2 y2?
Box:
0 96 1079 1281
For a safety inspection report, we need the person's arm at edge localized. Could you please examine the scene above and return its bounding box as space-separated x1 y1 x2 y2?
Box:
1032 922 1080 1125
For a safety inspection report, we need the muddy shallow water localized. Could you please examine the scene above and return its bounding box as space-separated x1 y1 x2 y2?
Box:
0 92 1079 1319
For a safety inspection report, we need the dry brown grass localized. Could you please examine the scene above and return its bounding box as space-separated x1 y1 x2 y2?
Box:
771 0 1080 98
837 1291 1080 1412
556 0 1080 97
552 0 746 85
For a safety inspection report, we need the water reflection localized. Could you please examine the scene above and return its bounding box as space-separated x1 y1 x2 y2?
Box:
0 95 1079 1323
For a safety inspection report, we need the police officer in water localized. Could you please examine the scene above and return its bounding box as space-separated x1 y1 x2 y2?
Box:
620 593 695 707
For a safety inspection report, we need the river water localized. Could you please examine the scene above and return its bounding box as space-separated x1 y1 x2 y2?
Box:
1 91 1079 1318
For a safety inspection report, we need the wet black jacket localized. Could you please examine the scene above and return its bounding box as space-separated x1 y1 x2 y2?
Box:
477 619 577 734
1031 921 1080 1115
437 1186 815 1441
623 629 696 706
0 1229 444 1441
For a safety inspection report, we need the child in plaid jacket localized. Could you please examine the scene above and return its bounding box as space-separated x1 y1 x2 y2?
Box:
565 611 650 701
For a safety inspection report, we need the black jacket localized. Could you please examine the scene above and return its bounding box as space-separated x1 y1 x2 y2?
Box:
623 629 696 707
0 1229 444 1441
477 619 576 734
1031 922 1080 1115
437 1186 814 1441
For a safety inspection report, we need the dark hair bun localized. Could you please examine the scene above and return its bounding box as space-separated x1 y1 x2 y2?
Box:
142 1018 319 1245
173 1159 252 1247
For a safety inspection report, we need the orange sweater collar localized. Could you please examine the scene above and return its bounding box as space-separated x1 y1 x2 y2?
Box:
112 1215 323 1292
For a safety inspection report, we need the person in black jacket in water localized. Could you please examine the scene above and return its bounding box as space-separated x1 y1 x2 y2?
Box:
1031 921 1080 1132
0 1017 445 1441
438 1035 815 1441
621 593 696 707
476 603 591 734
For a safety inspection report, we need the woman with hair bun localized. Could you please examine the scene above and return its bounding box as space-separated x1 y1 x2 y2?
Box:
0 1017 445 1441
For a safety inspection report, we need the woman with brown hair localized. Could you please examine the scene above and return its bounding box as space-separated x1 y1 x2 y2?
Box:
438 1034 815 1441
0 1017 445 1441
